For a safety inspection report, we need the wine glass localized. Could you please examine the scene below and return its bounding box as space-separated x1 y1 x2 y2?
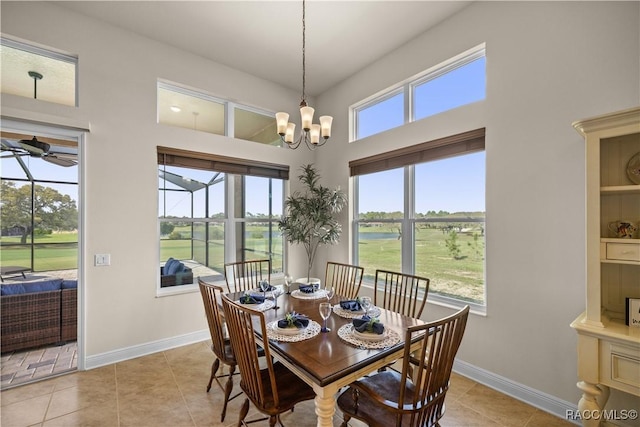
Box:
360 296 372 318
325 286 335 302
319 302 332 333
259 280 269 299
271 286 281 310
284 273 293 294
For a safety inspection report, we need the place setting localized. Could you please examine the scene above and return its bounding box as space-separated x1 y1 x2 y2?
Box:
237 280 283 312
290 280 329 300
333 295 381 319
266 311 321 342
337 314 401 349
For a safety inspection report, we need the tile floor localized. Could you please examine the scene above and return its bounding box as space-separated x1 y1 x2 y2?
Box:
0 340 576 427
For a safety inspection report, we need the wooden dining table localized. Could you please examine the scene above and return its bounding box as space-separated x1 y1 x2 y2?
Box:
227 288 426 427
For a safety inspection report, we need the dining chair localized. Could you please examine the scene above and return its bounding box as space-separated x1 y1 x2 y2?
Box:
221 293 316 427
224 259 271 293
198 278 241 422
374 269 430 319
337 305 470 427
324 261 364 299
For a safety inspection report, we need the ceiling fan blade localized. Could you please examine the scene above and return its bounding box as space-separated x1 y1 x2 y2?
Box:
43 155 77 167
18 136 50 156
48 152 77 160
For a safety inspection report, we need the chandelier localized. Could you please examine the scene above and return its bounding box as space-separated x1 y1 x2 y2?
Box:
276 0 332 150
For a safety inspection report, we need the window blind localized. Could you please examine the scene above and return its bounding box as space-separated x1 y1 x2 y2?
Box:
157 146 289 180
349 128 485 176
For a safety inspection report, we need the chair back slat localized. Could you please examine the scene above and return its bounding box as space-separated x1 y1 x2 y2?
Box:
221 293 279 408
325 262 364 299
374 269 429 319
399 305 470 426
224 259 271 293
198 278 229 362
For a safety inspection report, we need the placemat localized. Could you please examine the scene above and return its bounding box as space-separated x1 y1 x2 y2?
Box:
337 324 401 349
236 299 275 312
290 289 329 300
266 320 321 342
332 305 381 319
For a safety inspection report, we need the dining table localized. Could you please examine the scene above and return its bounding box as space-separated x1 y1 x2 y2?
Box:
227 286 426 427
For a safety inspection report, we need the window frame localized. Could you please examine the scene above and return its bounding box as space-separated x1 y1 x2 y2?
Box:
351 44 485 142
351 129 486 313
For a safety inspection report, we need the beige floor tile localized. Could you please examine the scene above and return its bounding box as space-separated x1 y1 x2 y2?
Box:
440 399 503 426
0 380 56 406
41 400 119 427
0 394 50 427
457 383 537 427
45 382 118 420
524 408 576 427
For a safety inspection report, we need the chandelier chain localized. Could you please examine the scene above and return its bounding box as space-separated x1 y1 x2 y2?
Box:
301 0 306 104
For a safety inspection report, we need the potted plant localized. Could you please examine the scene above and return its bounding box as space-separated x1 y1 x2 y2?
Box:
279 164 347 284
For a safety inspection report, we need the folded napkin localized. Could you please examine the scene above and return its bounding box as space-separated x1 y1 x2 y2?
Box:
240 294 265 304
352 316 384 334
298 283 319 293
258 281 275 291
277 312 310 329
340 299 362 311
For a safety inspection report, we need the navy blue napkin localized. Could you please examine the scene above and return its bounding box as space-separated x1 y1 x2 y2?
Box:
298 283 319 293
352 316 384 334
258 281 275 291
240 294 265 304
340 300 362 311
277 312 310 329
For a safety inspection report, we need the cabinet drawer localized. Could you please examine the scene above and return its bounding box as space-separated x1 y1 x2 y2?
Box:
604 242 640 262
600 341 640 395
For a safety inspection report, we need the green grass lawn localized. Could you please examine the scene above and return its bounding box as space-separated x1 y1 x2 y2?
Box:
3 225 484 304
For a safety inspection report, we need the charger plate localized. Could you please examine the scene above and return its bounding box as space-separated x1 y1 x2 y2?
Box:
337 324 401 349
266 320 321 342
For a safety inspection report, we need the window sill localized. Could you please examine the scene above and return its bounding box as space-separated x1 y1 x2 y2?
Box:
155 283 200 297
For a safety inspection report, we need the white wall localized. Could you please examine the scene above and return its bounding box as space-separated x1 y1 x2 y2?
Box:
0 1 316 359
315 0 640 418
2 0 639 420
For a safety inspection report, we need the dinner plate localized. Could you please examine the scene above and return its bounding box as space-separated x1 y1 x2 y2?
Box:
352 329 387 342
276 325 305 335
627 152 640 184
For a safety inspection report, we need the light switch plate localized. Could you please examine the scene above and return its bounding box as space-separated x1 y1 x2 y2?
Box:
94 254 111 266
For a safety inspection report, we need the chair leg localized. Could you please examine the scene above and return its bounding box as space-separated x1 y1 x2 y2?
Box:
340 415 350 427
207 358 219 392
221 364 235 422
269 415 277 427
238 398 250 427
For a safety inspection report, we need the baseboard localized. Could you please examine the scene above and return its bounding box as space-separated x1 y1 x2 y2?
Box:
84 329 209 369
453 359 581 425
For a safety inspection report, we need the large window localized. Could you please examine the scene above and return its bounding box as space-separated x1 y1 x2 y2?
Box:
158 147 287 291
351 129 485 309
353 45 485 141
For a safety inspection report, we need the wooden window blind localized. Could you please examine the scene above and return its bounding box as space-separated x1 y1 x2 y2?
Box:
349 128 485 176
157 146 289 180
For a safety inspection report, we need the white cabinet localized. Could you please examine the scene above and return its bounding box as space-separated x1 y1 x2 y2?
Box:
570 107 640 427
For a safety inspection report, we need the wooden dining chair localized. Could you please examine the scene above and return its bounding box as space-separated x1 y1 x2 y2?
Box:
324 261 364 299
374 269 430 319
198 278 241 422
221 293 316 427
337 305 470 427
224 259 271 293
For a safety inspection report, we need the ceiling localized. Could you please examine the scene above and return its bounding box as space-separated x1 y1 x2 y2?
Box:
54 1 472 97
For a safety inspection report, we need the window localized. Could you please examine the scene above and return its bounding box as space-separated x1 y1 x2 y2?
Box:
158 147 287 291
352 45 485 141
157 81 281 146
351 129 486 309
1 38 77 106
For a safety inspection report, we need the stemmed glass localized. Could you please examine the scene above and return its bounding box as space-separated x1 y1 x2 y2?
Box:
325 286 335 302
259 280 270 300
284 274 293 295
319 302 332 333
360 296 372 318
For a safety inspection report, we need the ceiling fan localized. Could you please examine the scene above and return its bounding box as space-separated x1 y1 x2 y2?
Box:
1 136 78 167
0 71 78 167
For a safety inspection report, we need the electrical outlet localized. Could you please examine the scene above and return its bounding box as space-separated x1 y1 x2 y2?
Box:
94 254 111 266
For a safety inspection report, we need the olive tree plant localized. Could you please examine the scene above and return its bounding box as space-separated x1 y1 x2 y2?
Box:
278 164 347 283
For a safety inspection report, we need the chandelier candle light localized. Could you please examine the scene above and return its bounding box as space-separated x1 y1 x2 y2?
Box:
276 0 333 150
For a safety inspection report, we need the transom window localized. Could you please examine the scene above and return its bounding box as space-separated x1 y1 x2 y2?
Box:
157 81 281 146
352 44 485 141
